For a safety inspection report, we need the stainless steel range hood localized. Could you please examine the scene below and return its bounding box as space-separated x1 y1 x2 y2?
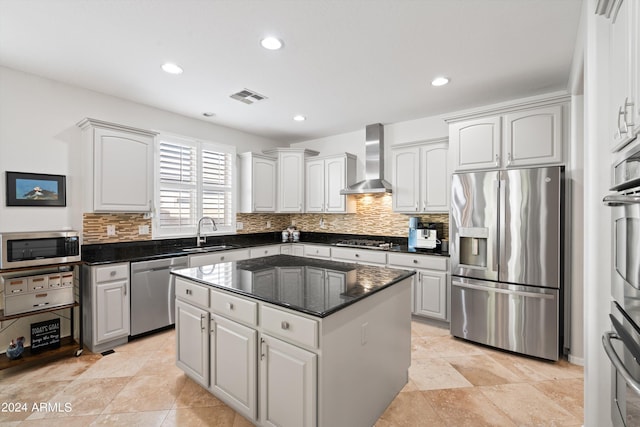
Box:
340 123 392 194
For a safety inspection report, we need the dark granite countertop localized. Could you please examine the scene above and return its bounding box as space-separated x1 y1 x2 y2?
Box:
171 255 415 318
81 232 449 265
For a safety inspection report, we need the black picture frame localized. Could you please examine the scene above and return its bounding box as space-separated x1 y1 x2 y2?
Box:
6 171 67 207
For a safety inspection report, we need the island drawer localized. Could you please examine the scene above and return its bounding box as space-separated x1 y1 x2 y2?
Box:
303 245 331 259
210 289 257 326
387 253 448 271
261 305 318 349
175 278 210 308
95 263 129 282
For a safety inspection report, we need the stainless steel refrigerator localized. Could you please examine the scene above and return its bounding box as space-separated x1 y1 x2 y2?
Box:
450 166 563 361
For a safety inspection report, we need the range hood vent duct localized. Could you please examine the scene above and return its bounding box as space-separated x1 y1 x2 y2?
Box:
340 123 392 194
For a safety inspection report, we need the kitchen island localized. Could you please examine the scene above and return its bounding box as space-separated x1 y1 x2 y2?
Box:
171 255 414 427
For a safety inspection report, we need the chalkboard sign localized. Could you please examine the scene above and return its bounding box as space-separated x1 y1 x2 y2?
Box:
30 318 60 353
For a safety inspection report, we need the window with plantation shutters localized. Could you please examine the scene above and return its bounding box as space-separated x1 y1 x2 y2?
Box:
154 135 235 238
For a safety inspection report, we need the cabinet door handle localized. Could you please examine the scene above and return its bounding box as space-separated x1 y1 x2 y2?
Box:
415 203 418 212
624 97 635 127
200 314 206 331
281 321 290 330
260 337 266 360
123 284 127 296
495 154 500 166
507 152 512 166
619 106 629 135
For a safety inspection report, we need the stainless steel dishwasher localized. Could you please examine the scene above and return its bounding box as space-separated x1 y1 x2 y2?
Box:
130 256 188 336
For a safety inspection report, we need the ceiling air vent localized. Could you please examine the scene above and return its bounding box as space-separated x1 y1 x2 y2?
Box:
230 89 268 105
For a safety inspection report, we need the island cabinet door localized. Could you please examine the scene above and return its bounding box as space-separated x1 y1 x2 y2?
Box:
260 334 317 427
210 315 258 422
176 300 209 387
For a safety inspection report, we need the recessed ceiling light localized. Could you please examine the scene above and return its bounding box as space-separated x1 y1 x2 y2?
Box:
261 37 283 50
161 63 183 74
431 76 450 87
202 112 215 117
293 115 306 121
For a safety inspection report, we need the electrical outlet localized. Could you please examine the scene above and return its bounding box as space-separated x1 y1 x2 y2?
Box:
266 220 271 228
291 219 296 226
106 225 116 236
236 221 244 230
138 225 150 235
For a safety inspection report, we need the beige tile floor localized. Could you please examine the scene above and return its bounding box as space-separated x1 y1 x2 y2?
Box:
0 320 584 426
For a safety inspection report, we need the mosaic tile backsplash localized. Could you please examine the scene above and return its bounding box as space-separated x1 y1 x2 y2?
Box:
83 194 449 243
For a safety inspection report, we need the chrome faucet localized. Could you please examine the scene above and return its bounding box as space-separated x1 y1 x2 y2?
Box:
196 216 217 247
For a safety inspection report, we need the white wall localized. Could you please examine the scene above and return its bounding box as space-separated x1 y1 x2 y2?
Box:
0 66 282 233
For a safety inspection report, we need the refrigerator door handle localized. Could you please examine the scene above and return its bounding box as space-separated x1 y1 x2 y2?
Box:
494 179 504 273
453 280 556 299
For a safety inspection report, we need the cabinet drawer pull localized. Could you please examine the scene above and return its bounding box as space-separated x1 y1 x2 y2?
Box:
220 256 225 261
186 289 192 295
33 302 50 307
33 285 44 290
355 253 360 258
11 289 23 294
110 270 116 276
413 259 418 264
281 321 290 330
35 293 48 298
227 302 234 310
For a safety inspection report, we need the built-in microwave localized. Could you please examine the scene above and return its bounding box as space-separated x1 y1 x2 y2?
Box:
0 231 81 270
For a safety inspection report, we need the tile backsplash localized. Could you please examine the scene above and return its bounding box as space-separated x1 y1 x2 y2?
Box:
83 194 449 243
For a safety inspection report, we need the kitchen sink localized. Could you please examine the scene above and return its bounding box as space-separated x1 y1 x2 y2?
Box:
181 244 236 253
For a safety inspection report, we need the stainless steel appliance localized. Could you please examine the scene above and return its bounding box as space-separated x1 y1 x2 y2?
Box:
450 166 564 361
602 142 640 426
340 123 393 194
130 256 188 336
0 231 80 270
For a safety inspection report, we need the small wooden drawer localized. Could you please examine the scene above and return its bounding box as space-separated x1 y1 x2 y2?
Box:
5 277 27 295
261 305 318 349
303 245 331 259
95 263 128 282
28 275 49 292
60 272 74 287
210 288 257 326
4 287 74 316
387 253 448 271
175 278 210 308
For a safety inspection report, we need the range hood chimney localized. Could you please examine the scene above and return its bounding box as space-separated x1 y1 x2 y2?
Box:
340 123 392 195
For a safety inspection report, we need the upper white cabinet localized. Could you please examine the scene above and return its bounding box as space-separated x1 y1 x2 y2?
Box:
263 148 319 213
598 0 638 150
238 152 277 213
78 118 156 212
391 139 449 213
448 100 566 171
305 153 357 213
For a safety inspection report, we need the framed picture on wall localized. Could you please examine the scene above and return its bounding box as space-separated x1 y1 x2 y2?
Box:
5 171 67 207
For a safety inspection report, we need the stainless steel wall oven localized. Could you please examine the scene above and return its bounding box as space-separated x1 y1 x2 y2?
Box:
603 142 640 427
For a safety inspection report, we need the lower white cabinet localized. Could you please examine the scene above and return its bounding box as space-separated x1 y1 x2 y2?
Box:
386 252 449 321
414 270 448 320
82 262 130 353
331 247 387 266
176 299 209 387
260 333 317 427
210 314 258 421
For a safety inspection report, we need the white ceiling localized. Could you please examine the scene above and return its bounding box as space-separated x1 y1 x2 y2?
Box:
0 0 583 143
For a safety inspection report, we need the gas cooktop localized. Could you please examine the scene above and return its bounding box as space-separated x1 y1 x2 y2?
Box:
334 239 392 250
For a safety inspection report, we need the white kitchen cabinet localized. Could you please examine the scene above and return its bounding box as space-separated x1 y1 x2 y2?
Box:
280 244 304 256
387 252 449 321
305 154 357 213
176 299 209 387
263 148 319 213
598 0 638 150
448 101 566 171
250 245 282 259
238 152 277 213
188 248 250 267
303 244 331 259
82 262 130 353
210 314 258 421
78 118 156 212
392 139 449 213
331 246 387 266
260 333 317 427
